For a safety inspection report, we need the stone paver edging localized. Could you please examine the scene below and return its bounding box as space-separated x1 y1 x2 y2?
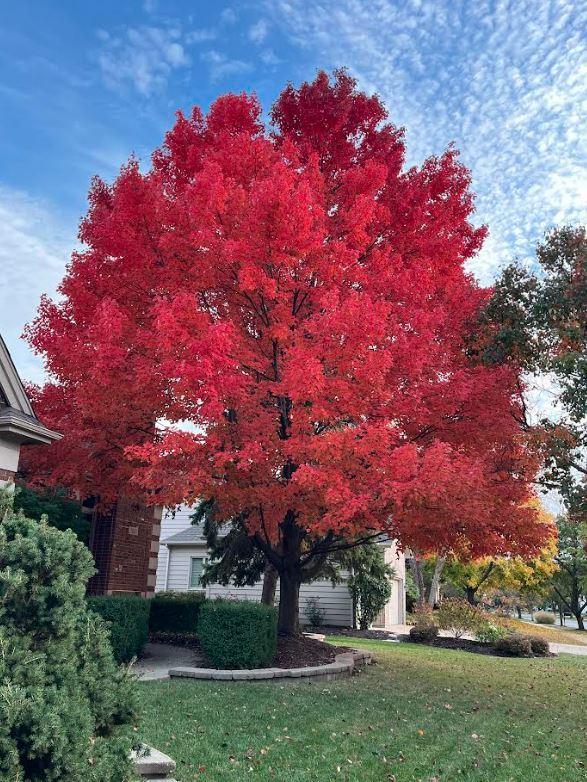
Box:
131 744 177 780
169 649 372 683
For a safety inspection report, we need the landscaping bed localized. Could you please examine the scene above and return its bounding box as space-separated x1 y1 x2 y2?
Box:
399 634 556 657
147 632 350 669
273 635 350 668
326 628 398 641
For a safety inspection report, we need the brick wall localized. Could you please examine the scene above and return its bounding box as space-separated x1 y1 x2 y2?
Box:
87 496 162 597
0 467 16 482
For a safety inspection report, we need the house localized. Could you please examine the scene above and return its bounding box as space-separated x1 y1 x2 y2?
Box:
0 334 60 485
155 504 406 628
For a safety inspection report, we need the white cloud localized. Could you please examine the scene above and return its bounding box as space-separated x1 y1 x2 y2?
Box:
266 0 587 283
220 8 238 25
98 26 190 95
201 50 252 81
249 18 270 44
260 49 280 66
186 28 217 44
0 186 74 383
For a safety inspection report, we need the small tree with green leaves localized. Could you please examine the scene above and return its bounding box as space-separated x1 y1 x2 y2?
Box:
0 489 136 781
340 544 394 630
550 514 587 630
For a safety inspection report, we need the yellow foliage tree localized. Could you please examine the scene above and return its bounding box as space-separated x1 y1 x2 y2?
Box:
442 500 558 606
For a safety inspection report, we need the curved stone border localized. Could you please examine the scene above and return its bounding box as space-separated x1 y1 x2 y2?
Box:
169 649 372 683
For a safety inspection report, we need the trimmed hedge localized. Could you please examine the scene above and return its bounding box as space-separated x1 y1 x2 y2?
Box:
148 591 206 636
527 636 550 656
494 633 533 657
87 595 151 664
198 599 277 669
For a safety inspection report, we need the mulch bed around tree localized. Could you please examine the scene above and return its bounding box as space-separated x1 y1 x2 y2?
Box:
326 628 398 641
399 635 555 657
150 632 351 669
273 635 350 668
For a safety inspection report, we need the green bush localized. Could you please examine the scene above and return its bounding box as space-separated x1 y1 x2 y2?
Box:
305 596 326 627
494 633 533 657
149 591 206 635
0 490 136 781
527 636 550 656
437 598 484 639
534 611 556 625
198 599 277 668
409 623 438 643
87 595 151 663
476 621 507 645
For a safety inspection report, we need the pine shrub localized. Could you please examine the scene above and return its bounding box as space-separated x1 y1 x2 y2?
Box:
198 599 277 668
88 595 151 663
0 492 136 781
149 591 206 636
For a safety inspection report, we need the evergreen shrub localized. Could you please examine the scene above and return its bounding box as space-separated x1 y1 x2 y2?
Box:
0 491 136 781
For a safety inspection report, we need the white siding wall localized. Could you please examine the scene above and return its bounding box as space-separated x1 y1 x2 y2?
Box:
0 439 20 474
161 544 353 627
156 505 205 591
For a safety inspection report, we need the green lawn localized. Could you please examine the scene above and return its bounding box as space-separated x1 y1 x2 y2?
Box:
138 639 587 782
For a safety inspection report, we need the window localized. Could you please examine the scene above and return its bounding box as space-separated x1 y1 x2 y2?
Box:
189 556 206 591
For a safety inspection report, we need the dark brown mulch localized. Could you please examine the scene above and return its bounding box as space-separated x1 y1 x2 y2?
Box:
149 631 200 649
326 628 398 641
273 635 351 668
399 634 555 657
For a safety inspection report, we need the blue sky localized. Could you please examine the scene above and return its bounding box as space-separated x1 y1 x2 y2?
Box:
1 0 586 383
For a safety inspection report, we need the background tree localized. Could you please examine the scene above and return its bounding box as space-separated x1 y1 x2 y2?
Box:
25 71 549 634
479 226 586 514
12 483 90 544
442 499 557 607
550 514 587 630
442 541 558 608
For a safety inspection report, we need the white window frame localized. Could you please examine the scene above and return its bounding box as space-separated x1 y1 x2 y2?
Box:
188 555 208 593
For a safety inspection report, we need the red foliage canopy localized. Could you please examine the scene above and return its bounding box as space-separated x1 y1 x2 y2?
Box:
24 71 549 559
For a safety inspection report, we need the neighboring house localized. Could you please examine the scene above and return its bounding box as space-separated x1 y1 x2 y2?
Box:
0 334 59 485
155 504 406 628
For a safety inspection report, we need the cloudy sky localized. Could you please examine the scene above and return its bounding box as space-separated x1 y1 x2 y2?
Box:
1 0 585 383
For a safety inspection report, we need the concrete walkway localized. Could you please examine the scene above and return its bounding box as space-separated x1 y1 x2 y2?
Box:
133 643 204 681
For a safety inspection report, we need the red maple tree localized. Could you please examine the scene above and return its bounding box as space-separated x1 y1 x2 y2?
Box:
25 71 550 633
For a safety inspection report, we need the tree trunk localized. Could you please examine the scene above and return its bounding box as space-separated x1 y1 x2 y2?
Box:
465 586 477 605
278 569 301 635
261 563 278 606
576 612 585 631
427 556 446 607
409 555 426 602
